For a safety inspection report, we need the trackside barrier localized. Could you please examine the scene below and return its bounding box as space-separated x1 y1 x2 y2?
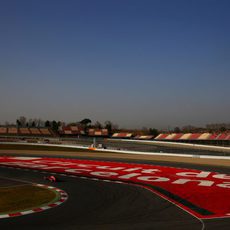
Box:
108 138 230 153
0 142 230 160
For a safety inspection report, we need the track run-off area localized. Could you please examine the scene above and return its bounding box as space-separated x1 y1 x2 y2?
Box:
0 156 229 221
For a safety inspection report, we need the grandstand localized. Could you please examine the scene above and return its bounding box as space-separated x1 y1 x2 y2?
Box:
155 133 169 140
155 132 230 141
59 126 85 136
165 133 177 140
0 127 54 137
19 128 31 135
30 128 42 135
0 127 7 134
134 135 154 140
8 127 18 135
198 133 211 140
189 133 201 140
112 133 133 138
39 128 54 136
179 133 192 140
0 124 229 146
216 133 229 140
88 128 109 137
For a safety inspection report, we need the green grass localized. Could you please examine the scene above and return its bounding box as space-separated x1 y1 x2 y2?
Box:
0 185 58 214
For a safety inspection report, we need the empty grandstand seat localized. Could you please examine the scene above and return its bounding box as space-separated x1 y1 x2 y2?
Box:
70 126 79 131
208 133 219 140
8 127 18 134
226 134 230 140
39 128 52 135
189 133 202 140
198 133 211 140
179 133 192 140
155 133 169 140
0 127 7 134
64 130 73 135
216 133 229 140
69 126 80 135
171 133 184 140
59 126 84 135
29 128 41 135
112 133 133 138
165 133 177 140
134 135 153 140
88 128 108 136
19 128 31 135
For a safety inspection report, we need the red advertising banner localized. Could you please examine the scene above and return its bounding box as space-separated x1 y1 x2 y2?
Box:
0 156 229 219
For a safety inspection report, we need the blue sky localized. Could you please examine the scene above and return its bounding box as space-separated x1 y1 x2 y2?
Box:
0 0 229 129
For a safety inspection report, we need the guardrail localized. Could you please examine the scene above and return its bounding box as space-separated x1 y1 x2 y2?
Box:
108 138 230 153
0 142 230 161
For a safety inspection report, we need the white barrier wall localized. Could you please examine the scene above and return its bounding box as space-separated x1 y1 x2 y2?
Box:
0 142 230 161
108 138 230 153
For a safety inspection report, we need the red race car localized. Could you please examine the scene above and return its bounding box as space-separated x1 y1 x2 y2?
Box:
44 175 57 182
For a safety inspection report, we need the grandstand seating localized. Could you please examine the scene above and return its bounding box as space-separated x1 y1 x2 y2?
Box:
112 133 133 138
165 133 177 140
0 126 55 137
198 133 211 140
19 128 31 135
69 126 82 135
29 128 42 135
8 127 18 134
88 128 108 137
0 127 7 134
171 133 184 140
134 135 154 140
179 133 192 140
226 134 230 140
215 133 229 140
61 127 72 135
207 133 218 140
59 126 85 135
189 133 201 140
64 130 72 135
154 132 230 141
39 128 52 136
155 133 169 140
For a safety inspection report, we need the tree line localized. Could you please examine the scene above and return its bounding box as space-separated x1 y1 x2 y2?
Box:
12 116 159 136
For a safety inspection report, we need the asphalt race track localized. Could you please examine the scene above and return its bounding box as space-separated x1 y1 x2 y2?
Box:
0 155 229 230
0 166 202 230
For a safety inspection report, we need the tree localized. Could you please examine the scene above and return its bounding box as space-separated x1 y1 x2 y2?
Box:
94 121 102 129
80 118 92 134
173 127 181 133
104 121 113 134
220 127 227 132
149 128 159 137
80 118 91 126
57 121 62 128
18 116 27 127
45 120 51 127
37 119 44 127
16 119 21 127
32 121 36 127
52 120 59 132
28 119 33 127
